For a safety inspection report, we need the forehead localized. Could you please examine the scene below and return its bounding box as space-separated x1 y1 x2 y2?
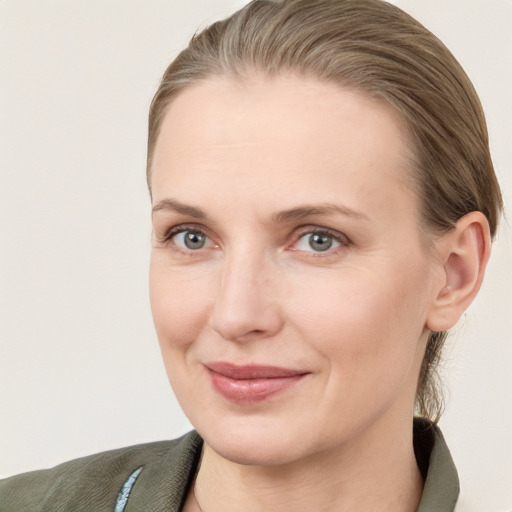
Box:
150 74 417 223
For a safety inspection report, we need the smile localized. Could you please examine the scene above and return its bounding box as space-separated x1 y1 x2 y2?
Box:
205 362 309 403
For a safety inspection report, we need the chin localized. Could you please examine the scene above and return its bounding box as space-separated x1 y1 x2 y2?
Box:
196 415 313 467
205 434 303 467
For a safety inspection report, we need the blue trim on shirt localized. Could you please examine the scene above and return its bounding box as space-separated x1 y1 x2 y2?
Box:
114 466 144 512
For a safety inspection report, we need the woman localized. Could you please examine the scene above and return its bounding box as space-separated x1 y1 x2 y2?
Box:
0 0 505 511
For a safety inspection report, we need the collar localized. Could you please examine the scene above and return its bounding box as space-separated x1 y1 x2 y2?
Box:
415 418 460 511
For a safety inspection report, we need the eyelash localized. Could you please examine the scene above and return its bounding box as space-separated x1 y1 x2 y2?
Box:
158 224 352 256
290 226 352 255
159 224 213 256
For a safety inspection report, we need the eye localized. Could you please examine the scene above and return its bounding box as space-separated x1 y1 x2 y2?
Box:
292 229 349 253
169 228 212 251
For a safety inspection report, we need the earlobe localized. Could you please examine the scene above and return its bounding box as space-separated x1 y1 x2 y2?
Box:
426 211 492 332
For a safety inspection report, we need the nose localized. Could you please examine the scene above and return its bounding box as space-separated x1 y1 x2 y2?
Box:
209 253 284 342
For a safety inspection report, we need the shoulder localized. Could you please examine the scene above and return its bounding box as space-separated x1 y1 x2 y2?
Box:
0 431 203 512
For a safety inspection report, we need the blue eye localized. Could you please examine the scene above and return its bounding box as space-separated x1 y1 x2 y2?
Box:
172 230 210 250
295 232 342 252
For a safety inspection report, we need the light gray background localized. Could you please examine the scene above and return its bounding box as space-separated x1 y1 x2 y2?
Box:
1 1 511 510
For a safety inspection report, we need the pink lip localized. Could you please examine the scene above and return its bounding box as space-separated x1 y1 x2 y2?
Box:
205 362 309 403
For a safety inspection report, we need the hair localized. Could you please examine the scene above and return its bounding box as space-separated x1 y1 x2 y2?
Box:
147 0 503 422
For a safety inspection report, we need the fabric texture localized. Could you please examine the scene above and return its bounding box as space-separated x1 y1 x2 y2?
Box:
0 420 458 511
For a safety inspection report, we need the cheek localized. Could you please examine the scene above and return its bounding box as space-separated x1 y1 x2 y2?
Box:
149 257 213 354
149 258 218 413
287 262 429 386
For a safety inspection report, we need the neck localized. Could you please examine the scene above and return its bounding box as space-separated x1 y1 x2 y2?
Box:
188 416 423 512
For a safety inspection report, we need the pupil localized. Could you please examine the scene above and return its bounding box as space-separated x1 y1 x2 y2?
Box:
184 231 205 249
309 233 332 252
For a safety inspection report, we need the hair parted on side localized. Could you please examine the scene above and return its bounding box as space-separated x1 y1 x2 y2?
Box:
147 0 503 422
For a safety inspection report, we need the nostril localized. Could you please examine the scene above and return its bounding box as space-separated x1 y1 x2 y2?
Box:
209 305 283 342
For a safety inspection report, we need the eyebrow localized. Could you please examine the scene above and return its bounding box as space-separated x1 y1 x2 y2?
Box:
271 203 369 223
152 198 368 223
152 198 208 219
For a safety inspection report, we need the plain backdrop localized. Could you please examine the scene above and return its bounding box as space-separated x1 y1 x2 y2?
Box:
1 1 511 511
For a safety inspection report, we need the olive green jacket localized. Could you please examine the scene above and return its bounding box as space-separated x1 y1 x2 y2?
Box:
0 421 458 511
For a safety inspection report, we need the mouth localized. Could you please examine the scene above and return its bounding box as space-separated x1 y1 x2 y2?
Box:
204 362 309 403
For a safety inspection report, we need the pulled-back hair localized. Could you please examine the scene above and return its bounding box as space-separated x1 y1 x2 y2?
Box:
147 0 503 422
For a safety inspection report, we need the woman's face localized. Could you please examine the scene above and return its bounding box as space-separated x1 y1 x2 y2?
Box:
149 74 443 465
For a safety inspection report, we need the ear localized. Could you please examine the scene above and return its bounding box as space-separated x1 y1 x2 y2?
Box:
426 211 492 332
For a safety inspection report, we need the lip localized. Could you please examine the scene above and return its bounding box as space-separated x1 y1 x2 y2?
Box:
205 362 309 403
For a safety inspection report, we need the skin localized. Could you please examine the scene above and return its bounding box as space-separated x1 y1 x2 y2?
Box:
148 74 487 511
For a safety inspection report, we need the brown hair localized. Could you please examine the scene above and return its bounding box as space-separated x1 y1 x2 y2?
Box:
147 0 503 422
